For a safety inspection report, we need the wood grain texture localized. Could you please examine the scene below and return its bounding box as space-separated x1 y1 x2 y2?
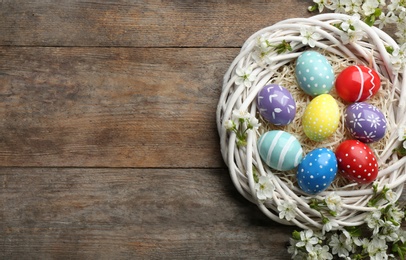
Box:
1 0 404 259
0 47 233 167
0 0 311 47
0 168 295 259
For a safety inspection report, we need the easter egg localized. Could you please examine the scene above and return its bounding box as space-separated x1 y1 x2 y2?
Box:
257 84 296 126
335 65 381 102
335 140 378 184
257 130 303 171
295 51 335 96
345 102 387 143
297 148 337 195
302 94 340 141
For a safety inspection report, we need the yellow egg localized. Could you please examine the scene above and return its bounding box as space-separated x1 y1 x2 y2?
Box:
302 94 339 141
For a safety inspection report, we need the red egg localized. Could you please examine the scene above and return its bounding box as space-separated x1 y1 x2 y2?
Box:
335 140 378 184
335 65 380 102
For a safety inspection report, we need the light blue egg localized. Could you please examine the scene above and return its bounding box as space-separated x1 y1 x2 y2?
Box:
297 148 337 195
257 130 303 171
295 51 335 97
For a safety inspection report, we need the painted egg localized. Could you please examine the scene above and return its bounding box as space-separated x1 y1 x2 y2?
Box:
257 84 296 125
297 148 337 195
335 140 378 184
295 51 335 96
335 65 381 102
257 130 303 171
345 102 387 143
302 94 340 141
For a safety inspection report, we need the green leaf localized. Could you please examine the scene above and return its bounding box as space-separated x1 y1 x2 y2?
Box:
365 15 376 27
292 230 301 240
253 167 259 183
386 46 394 54
328 210 337 217
308 4 318 12
274 40 292 54
333 23 343 30
345 226 362 237
374 8 382 17
309 198 321 210
392 242 406 260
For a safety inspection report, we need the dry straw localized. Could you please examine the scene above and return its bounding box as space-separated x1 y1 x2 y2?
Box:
216 13 406 230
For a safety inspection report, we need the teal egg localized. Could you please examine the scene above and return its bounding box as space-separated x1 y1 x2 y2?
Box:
295 51 335 97
257 130 303 171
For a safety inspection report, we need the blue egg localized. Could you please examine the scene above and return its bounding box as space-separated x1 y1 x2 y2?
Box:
295 51 335 97
297 148 337 195
257 130 303 171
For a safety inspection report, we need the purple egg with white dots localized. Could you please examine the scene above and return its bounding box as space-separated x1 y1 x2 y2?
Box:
345 102 387 143
257 84 296 126
295 51 335 97
297 148 337 195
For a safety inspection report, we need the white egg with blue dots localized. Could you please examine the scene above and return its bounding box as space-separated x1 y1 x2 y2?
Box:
297 148 337 195
295 51 335 97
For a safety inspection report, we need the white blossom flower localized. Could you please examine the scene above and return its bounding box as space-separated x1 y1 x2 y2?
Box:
313 0 328 12
232 109 251 121
384 189 397 204
296 229 320 253
224 119 236 130
278 200 297 221
403 140 406 149
353 236 370 248
307 244 333 260
368 237 389 260
398 229 406 243
379 221 400 242
396 25 406 45
340 28 365 44
366 210 384 235
322 219 339 234
388 0 402 12
325 192 343 214
247 116 261 130
362 0 380 16
288 238 300 258
235 64 258 88
252 35 273 64
387 205 405 225
391 43 406 72
330 0 347 13
375 12 397 29
300 26 322 48
341 13 361 31
344 0 363 14
391 55 405 73
255 175 275 200
329 232 352 257
258 35 270 50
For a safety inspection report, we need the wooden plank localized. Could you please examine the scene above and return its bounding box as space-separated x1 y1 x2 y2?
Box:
0 167 295 259
0 47 234 167
0 0 311 47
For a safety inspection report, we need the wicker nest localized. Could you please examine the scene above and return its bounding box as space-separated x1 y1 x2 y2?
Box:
216 13 406 230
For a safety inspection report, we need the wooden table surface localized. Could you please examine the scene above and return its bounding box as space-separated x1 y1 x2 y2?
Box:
0 1 403 259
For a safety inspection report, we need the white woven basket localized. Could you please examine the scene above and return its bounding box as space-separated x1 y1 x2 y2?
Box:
216 13 406 230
